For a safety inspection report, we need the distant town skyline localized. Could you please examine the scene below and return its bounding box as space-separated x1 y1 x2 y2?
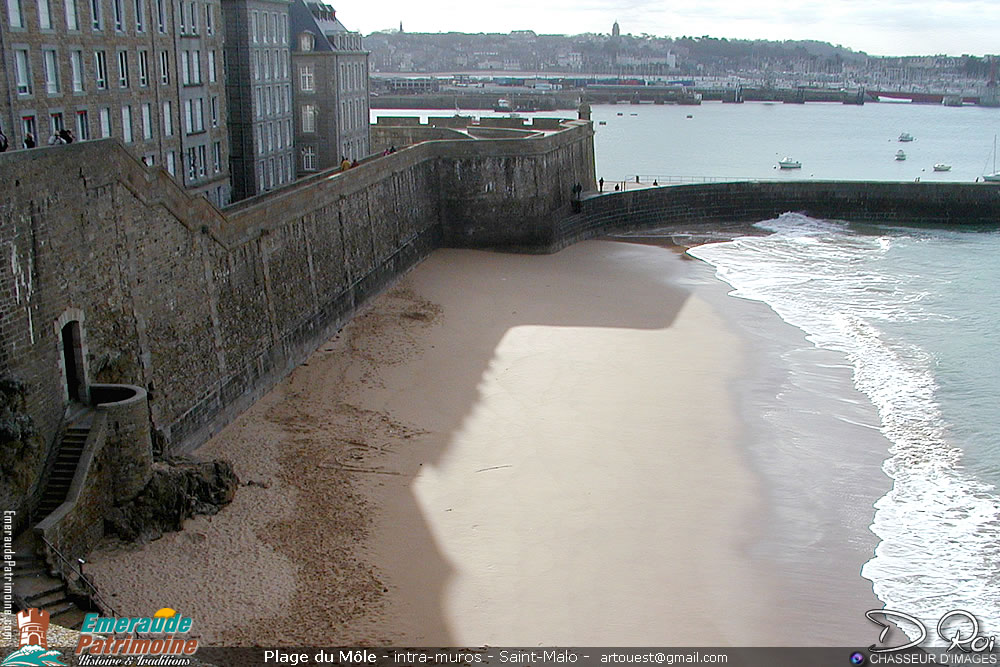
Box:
344 0 997 58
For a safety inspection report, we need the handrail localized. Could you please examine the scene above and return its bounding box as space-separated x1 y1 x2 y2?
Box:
37 534 118 619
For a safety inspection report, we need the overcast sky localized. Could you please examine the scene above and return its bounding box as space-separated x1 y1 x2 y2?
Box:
340 0 997 57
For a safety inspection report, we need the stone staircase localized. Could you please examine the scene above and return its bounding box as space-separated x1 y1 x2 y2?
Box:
13 418 96 629
11 535 89 629
36 424 89 518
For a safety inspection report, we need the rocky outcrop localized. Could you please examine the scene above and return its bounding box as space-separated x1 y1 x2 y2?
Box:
104 457 239 543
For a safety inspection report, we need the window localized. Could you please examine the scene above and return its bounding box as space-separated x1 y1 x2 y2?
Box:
188 0 195 31
181 51 189 84
266 122 272 151
38 0 51 28
70 51 84 91
252 50 259 80
76 110 89 139
99 107 110 136
254 86 261 118
7 0 23 27
204 1 211 33
49 112 64 135
280 14 286 44
302 145 315 171
138 50 148 85
250 9 257 42
266 12 273 43
159 50 169 84
210 95 218 127
281 51 288 79
14 49 31 95
301 104 315 133
166 150 175 175
95 50 107 88
177 0 184 33
117 50 128 87
162 100 172 135
197 144 206 176
207 50 215 83
184 97 204 133
112 0 121 30
262 49 269 80
60 0 80 28
187 146 196 179
268 157 274 188
255 124 262 154
299 64 313 92
89 0 99 28
264 85 271 115
21 116 36 146
212 141 220 172
189 50 201 84
43 49 59 94
134 0 143 30
121 105 132 142
141 102 151 139
155 0 164 31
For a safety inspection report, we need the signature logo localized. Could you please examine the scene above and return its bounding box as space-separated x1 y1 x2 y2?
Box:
866 609 997 654
2 608 66 666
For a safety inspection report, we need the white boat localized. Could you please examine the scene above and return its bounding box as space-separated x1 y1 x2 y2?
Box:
933 163 952 172
778 157 801 169
895 150 907 160
983 135 1000 182
899 132 914 142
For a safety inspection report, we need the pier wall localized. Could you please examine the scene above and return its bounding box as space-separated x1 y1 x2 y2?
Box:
556 181 1000 249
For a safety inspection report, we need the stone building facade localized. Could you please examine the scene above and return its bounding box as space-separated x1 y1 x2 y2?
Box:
0 0 231 205
288 0 368 175
221 0 293 201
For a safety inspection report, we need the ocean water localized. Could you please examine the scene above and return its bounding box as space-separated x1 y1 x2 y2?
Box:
598 101 1000 641
375 100 1000 183
689 216 1000 643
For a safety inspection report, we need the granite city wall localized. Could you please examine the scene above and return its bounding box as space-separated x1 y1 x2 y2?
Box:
0 119 595 524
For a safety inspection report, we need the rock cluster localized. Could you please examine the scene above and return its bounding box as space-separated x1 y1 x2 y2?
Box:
105 458 238 543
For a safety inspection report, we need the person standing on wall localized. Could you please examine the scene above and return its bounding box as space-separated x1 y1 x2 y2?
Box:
0 126 8 152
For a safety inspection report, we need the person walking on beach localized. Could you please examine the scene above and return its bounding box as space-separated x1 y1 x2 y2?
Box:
599 177 604 192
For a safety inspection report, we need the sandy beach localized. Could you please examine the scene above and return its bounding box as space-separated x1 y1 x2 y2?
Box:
86 240 876 646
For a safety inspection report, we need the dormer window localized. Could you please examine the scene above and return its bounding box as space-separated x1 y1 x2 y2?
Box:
299 32 315 51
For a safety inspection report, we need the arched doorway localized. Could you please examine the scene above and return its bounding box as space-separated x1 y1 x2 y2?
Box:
60 321 85 403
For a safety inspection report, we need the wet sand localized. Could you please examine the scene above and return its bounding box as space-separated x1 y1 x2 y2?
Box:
86 240 875 646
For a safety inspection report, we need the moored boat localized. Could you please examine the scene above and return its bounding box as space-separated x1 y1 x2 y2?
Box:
895 150 907 161
933 163 952 172
899 132 914 142
778 157 802 169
